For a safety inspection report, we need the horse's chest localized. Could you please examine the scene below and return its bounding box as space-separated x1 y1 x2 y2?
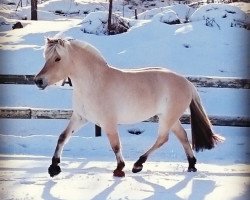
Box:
73 93 101 122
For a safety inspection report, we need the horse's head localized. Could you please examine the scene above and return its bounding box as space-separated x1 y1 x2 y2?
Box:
35 38 72 89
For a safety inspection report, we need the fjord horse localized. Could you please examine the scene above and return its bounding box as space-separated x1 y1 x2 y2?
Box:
35 38 223 177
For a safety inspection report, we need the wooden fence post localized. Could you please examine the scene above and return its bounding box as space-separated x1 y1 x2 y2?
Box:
95 125 102 137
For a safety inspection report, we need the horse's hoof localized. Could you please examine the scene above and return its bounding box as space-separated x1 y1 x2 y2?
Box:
48 164 61 177
132 165 143 173
113 169 125 177
187 167 197 172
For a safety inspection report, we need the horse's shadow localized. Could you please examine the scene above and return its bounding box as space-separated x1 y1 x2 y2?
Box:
92 178 122 200
42 180 62 200
41 161 88 200
41 163 216 200
90 170 216 200
132 173 216 200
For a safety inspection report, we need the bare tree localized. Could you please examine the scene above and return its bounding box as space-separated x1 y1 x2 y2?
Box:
107 0 113 35
31 0 37 20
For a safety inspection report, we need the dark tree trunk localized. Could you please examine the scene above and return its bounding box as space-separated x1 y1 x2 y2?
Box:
107 0 113 35
31 0 37 20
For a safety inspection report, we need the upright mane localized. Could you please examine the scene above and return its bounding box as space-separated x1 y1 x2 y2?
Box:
44 37 107 66
71 39 108 65
44 38 71 60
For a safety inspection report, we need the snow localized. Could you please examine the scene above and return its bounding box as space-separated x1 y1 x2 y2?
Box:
0 156 249 199
81 11 110 35
81 11 131 35
137 4 195 22
0 1 250 199
152 10 181 24
190 3 249 29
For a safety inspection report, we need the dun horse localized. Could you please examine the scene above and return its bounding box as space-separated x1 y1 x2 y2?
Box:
35 38 223 177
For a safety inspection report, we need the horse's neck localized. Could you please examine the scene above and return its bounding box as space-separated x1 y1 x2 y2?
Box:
69 43 109 90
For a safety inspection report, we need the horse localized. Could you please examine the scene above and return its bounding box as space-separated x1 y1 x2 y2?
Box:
34 37 223 178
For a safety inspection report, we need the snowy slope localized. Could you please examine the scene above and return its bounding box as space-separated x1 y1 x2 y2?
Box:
0 1 250 200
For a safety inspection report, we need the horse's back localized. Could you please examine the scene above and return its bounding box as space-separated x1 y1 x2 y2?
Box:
119 67 192 97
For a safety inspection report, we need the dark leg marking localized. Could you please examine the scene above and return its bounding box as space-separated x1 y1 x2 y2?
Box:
112 145 126 177
132 155 147 173
113 145 120 154
58 132 67 143
113 161 125 177
48 157 61 177
187 156 197 172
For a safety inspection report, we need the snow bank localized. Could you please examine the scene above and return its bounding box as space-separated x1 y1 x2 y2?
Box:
190 3 249 29
81 11 131 35
0 0 106 20
137 4 195 23
0 0 16 5
152 10 180 25
0 16 12 32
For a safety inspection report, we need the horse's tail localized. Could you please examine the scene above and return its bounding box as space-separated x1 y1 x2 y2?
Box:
190 88 224 152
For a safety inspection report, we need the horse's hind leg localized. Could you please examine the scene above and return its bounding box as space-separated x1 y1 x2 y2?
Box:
102 125 125 177
171 121 197 172
48 113 87 177
132 116 171 173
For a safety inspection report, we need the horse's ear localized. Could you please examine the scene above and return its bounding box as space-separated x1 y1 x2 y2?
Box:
58 39 64 47
46 37 52 44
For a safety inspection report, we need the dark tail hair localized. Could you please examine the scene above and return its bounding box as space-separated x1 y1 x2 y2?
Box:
190 89 224 152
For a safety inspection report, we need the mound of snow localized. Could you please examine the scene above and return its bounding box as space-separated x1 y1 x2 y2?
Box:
137 4 195 23
153 10 180 25
81 11 131 35
0 0 16 5
190 3 249 29
0 16 12 32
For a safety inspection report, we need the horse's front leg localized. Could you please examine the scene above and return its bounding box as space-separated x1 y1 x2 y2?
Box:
48 113 87 177
103 126 125 177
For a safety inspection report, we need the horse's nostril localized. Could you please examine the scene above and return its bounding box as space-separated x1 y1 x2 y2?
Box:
35 78 43 86
34 77 48 89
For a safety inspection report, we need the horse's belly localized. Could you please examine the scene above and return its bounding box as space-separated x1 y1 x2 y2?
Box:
117 113 153 124
115 101 162 124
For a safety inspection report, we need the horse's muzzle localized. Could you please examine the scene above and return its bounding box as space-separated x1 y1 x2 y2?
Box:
34 77 48 90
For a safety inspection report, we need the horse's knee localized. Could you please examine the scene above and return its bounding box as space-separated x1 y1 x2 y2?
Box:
112 144 120 154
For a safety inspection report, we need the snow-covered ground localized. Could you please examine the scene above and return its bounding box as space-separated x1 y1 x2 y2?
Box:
0 1 250 199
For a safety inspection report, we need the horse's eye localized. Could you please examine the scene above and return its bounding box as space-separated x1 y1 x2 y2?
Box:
55 57 61 62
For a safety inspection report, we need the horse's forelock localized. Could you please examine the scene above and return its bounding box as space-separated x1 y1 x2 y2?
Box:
44 38 70 60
